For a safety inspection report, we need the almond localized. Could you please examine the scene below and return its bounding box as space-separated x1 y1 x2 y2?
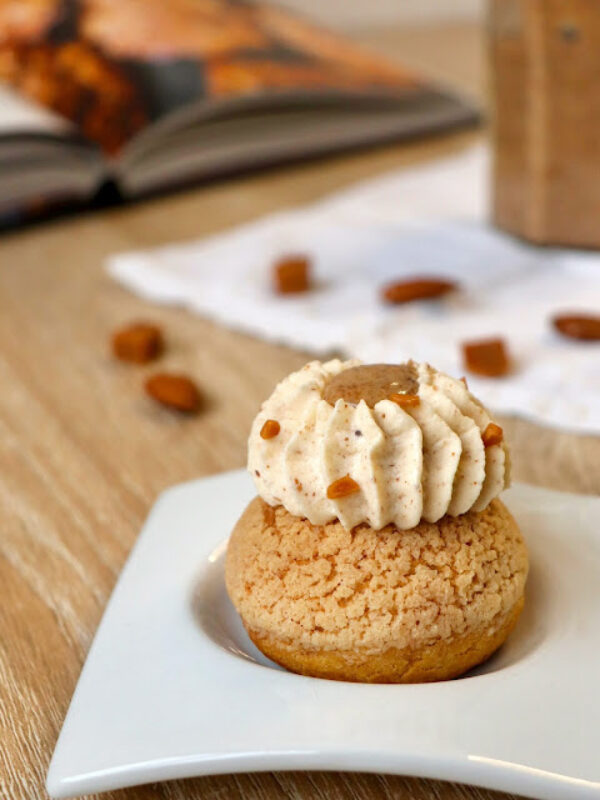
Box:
145 373 201 413
381 277 457 304
112 322 163 363
552 314 600 341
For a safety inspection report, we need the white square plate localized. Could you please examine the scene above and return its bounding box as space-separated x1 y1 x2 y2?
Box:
47 470 600 800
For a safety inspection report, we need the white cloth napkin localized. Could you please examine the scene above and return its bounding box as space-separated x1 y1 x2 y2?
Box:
108 145 600 434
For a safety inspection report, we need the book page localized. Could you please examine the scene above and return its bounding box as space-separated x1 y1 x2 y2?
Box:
120 92 476 195
0 85 72 136
0 0 424 157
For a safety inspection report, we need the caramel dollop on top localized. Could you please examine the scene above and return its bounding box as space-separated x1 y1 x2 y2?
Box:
323 363 419 407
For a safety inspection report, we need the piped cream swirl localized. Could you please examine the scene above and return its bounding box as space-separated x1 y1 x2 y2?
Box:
248 359 509 530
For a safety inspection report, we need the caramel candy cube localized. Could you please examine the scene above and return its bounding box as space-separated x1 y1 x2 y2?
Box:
273 256 311 294
112 322 163 363
462 338 510 378
388 393 420 409
260 419 281 439
327 475 360 499
482 422 504 447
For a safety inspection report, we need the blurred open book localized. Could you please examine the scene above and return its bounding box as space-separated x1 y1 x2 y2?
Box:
0 0 478 223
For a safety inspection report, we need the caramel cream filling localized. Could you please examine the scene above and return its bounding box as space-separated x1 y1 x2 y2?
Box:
248 359 509 530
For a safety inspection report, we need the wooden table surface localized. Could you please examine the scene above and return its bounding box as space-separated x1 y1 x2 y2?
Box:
1 22 598 800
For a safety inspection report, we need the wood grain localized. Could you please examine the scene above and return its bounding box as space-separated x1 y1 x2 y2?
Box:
491 0 600 247
0 22 597 800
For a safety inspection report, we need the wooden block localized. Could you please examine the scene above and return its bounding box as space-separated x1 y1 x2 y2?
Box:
490 0 600 247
